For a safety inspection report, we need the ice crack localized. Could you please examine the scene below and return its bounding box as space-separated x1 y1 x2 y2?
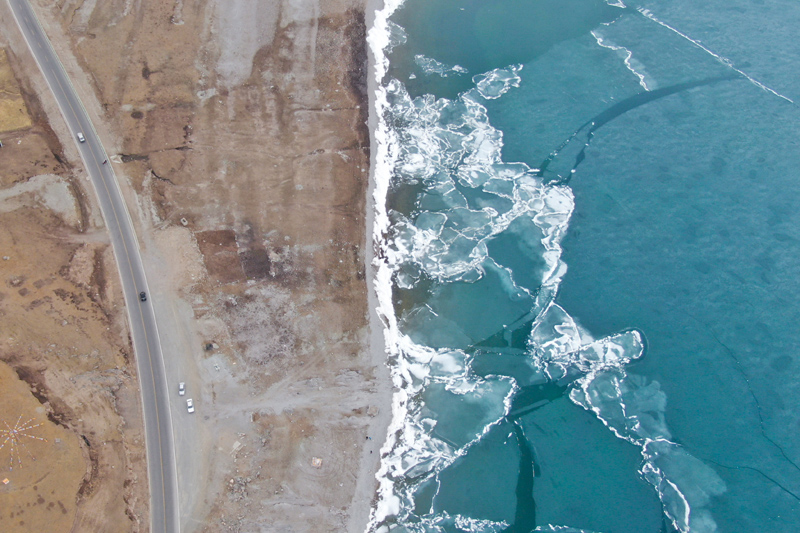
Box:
637 8 795 104
701 456 800 503
688 312 800 475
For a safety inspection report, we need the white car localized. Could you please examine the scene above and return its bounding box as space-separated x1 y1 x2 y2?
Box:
178 382 185 396
186 398 194 413
77 132 86 143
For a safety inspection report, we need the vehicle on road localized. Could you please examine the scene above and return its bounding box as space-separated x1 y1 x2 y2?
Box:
8 1 177 528
139 291 147 302
186 398 194 413
178 382 185 396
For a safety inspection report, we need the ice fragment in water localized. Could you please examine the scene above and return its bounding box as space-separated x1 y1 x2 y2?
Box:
473 65 523 99
415 54 469 77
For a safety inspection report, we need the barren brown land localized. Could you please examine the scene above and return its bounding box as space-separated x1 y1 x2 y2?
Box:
4 0 389 531
0 35 148 532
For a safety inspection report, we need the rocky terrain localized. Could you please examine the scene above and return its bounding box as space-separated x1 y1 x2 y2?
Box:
1 0 389 531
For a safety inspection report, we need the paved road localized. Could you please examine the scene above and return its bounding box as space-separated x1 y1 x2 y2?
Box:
6 1 179 531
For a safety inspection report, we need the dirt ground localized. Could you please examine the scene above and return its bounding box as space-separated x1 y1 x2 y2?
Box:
1 0 391 531
0 40 148 532
0 48 32 133
0 361 85 533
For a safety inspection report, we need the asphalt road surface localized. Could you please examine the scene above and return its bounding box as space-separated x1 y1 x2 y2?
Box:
6 1 180 531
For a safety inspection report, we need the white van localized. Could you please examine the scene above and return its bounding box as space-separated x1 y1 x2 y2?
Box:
77 132 85 143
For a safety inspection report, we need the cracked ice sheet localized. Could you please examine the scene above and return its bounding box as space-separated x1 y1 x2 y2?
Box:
529 302 727 533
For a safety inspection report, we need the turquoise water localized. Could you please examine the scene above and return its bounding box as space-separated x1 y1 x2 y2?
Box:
369 1 800 531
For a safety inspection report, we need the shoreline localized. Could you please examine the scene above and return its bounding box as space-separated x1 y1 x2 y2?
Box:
348 0 395 530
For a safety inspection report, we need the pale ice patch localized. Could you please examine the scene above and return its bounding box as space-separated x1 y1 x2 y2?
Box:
386 21 408 54
473 65 523 99
414 54 469 77
429 349 466 375
640 440 727 533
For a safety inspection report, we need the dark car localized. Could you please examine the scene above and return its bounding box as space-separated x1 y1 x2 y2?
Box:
139 291 147 302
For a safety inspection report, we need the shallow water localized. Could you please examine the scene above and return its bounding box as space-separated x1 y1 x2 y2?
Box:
369 1 800 531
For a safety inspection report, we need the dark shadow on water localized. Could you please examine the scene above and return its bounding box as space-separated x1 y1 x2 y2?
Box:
504 420 537 533
537 74 741 182
507 382 567 420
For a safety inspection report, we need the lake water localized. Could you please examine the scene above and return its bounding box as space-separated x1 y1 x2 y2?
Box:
368 1 800 531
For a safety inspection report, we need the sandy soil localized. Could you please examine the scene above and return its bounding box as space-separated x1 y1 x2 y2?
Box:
11 0 392 531
0 32 149 532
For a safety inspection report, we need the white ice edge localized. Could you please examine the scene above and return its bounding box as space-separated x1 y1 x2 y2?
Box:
367 0 406 86
367 62 526 525
367 0 410 526
591 29 654 91
366 2 725 530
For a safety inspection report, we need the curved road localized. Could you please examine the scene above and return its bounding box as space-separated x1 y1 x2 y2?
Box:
6 1 179 531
